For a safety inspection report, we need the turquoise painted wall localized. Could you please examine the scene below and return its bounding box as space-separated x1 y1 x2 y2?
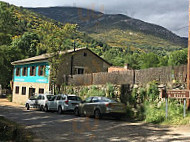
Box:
13 62 50 83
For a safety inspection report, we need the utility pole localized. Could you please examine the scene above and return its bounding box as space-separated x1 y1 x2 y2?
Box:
187 0 190 108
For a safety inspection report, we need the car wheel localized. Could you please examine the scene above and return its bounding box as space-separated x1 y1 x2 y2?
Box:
44 105 49 112
94 109 102 119
74 108 80 116
26 104 30 110
58 106 63 114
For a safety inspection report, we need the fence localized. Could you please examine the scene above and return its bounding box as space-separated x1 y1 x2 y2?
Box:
64 65 187 86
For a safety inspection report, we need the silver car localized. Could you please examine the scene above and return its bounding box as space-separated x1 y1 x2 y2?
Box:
74 96 126 119
25 94 53 110
44 94 82 114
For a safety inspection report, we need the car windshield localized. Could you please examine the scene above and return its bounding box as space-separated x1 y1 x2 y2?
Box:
68 96 81 101
46 95 53 101
101 97 117 103
30 95 37 100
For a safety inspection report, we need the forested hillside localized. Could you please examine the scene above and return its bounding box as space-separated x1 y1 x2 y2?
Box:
0 2 188 89
29 7 188 52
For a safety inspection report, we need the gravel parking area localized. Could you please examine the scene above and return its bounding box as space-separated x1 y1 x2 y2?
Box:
0 98 190 142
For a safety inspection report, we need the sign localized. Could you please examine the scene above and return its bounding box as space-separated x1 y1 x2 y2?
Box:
167 90 190 99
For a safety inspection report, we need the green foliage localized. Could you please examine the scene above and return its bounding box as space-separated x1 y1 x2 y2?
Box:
0 116 33 141
86 86 105 98
147 81 159 102
105 83 115 98
144 100 185 124
79 87 89 99
11 32 40 58
7 94 12 102
144 101 165 123
168 49 187 66
139 53 160 69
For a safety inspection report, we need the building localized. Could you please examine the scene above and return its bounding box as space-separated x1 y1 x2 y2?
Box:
108 64 132 73
11 48 111 104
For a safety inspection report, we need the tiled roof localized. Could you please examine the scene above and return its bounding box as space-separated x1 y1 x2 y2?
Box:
11 47 87 65
11 47 111 66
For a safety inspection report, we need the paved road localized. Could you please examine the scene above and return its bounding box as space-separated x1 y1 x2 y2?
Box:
0 99 190 142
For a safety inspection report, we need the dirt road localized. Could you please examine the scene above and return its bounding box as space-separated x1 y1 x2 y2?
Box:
0 99 190 142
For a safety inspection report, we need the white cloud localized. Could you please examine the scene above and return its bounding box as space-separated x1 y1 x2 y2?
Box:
2 0 189 37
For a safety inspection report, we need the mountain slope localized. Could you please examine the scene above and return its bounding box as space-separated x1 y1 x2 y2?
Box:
28 7 188 52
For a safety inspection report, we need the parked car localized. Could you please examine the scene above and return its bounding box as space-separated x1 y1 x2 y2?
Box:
36 94 54 110
44 94 82 114
25 94 53 110
74 96 126 119
25 95 38 110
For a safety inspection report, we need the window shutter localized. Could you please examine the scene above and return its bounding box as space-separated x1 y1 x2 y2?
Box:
38 66 41 76
30 66 32 76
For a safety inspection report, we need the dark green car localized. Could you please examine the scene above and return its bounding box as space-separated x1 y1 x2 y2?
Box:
74 96 126 119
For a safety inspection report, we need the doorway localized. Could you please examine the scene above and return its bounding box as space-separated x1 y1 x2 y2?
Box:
29 88 35 98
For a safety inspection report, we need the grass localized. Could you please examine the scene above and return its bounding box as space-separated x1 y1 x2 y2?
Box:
144 100 190 125
0 116 33 141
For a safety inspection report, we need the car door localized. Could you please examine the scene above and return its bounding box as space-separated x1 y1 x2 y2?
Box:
55 95 61 110
82 97 92 116
90 97 99 115
48 96 56 110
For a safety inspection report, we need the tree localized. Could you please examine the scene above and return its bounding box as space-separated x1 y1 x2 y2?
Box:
168 49 187 66
139 53 160 69
11 32 40 58
125 53 141 69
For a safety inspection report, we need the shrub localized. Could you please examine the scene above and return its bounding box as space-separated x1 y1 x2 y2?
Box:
86 86 105 98
147 81 159 102
0 116 33 141
7 94 12 102
105 83 115 98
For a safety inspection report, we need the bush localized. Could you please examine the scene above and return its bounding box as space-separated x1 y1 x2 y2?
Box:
0 116 33 141
86 86 105 98
147 81 159 102
7 94 12 102
106 83 115 98
144 100 185 124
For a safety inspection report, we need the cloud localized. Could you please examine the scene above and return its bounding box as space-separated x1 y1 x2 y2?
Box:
2 0 189 37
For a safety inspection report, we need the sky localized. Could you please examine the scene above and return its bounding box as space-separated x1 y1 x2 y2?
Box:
2 0 189 37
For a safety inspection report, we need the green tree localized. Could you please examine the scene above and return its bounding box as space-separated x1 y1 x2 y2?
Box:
11 32 40 58
168 49 187 66
139 53 159 69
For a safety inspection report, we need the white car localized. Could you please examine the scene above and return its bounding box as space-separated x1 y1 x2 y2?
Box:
36 94 54 110
25 95 38 110
25 94 53 110
44 94 82 114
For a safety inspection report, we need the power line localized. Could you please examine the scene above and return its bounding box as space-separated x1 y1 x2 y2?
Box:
174 26 188 31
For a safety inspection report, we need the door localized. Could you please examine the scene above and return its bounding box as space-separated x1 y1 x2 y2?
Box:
29 88 35 98
48 96 57 110
82 97 92 116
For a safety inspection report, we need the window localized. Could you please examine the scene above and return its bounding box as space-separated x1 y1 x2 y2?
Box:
75 67 84 74
37 95 42 100
16 68 21 76
56 96 61 100
84 97 92 103
22 67 28 76
84 52 87 57
38 65 46 76
30 66 36 76
15 86 19 94
39 88 44 94
68 96 82 101
22 87 26 95
92 97 99 103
